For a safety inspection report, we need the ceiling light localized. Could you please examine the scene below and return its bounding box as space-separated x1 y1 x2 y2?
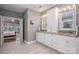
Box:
11 19 15 21
62 8 66 11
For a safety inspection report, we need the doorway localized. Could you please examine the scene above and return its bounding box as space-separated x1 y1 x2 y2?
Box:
0 16 23 46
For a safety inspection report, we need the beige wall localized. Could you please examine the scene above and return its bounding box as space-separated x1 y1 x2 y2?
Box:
24 9 28 42
24 9 40 42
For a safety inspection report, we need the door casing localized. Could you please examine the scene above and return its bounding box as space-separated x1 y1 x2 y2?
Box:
0 15 23 46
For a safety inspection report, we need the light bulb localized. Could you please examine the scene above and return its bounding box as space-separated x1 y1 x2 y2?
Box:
59 9 62 12
67 6 71 10
11 19 15 21
73 4 75 7
62 8 66 11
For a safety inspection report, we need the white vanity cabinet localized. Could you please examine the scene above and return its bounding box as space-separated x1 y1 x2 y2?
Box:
52 35 76 53
36 32 45 43
45 33 55 47
36 32 77 53
45 34 66 52
62 36 76 53
47 7 59 33
51 35 66 53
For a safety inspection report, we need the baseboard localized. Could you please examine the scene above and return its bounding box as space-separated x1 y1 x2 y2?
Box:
24 40 36 44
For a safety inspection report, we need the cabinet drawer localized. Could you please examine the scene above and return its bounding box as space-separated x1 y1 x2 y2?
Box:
45 33 53 39
36 32 45 37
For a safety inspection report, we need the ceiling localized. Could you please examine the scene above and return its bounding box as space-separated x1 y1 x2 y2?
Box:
0 4 56 13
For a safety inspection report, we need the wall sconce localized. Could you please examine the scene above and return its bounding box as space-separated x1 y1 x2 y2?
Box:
11 19 15 21
30 20 34 25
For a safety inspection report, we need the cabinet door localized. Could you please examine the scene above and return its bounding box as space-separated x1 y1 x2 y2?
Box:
36 32 45 43
65 37 76 53
76 38 79 53
57 35 76 53
47 7 58 33
55 39 65 52
52 35 66 53
45 34 65 52
45 33 54 47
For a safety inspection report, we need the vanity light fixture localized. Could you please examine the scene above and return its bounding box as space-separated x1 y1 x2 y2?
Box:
62 8 66 11
59 5 76 13
73 4 75 7
67 6 71 10
72 4 76 10
59 9 62 12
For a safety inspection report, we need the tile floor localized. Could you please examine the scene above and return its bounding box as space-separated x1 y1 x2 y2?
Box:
0 41 60 54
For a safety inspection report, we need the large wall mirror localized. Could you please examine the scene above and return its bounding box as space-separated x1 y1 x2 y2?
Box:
40 12 47 31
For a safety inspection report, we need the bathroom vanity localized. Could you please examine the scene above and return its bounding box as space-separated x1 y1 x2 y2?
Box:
36 5 79 54
36 31 79 53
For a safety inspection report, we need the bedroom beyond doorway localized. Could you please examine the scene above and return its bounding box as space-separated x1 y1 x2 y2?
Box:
0 16 23 46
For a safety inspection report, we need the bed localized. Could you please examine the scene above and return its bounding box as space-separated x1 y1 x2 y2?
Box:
4 31 16 42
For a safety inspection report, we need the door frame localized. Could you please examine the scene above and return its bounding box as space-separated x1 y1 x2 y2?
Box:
0 15 4 47
0 16 23 46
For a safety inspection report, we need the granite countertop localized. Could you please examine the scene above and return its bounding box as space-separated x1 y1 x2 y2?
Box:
37 31 77 37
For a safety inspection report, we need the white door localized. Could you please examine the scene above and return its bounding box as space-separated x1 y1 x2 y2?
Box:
0 16 4 46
